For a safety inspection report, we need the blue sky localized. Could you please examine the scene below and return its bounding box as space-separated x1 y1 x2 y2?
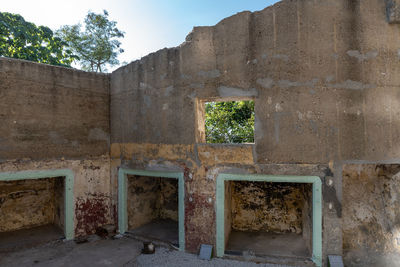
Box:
2 0 279 69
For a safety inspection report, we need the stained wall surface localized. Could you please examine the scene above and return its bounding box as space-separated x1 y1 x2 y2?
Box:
0 157 113 237
127 175 178 230
0 58 110 160
230 181 309 234
109 0 400 265
0 58 113 236
1 0 400 266
0 177 63 232
111 0 400 164
343 164 400 267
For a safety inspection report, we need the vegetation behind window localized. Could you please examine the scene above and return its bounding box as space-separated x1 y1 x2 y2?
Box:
205 100 254 143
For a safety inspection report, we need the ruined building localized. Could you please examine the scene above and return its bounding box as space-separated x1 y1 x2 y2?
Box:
1 0 400 266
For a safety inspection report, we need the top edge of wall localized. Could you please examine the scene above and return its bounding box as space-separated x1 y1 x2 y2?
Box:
111 0 283 74
0 57 110 77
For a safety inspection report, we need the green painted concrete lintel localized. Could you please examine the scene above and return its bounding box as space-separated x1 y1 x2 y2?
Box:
216 173 322 267
0 169 75 240
118 168 185 251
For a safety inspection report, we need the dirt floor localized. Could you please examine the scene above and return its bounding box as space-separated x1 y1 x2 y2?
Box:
226 231 310 258
0 235 304 267
128 219 179 247
0 224 63 252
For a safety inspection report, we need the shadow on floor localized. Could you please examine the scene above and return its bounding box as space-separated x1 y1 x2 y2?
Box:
226 230 310 258
128 219 179 247
0 224 63 252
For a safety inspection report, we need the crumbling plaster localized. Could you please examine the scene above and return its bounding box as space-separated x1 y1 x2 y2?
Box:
109 0 400 265
0 157 112 237
1 0 400 266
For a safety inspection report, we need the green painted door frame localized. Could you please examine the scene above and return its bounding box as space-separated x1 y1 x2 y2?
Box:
216 173 322 267
0 169 75 240
118 168 185 251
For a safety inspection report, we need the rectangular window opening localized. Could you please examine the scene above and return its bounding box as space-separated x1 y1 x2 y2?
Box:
201 100 255 144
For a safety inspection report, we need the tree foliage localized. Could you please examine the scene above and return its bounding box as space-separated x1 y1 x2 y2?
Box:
57 10 124 72
205 101 255 143
0 12 75 66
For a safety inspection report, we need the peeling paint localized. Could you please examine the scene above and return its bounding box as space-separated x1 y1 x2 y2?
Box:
75 194 110 236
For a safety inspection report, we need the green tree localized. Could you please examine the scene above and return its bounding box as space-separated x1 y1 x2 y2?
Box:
205 101 255 143
0 12 75 66
57 10 124 72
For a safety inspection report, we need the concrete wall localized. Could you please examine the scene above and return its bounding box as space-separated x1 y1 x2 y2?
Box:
127 175 178 230
0 157 113 236
111 0 400 164
230 181 308 234
343 164 400 266
0 58 113 236
109 0 400 265
0 58 110 160
0 177 63 232
2 0 400 266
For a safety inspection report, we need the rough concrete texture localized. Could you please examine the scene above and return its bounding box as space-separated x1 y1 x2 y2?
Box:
0 157 113 236
111 142 329 263
3 0 400 266
386 0 400 23
108 1 400 264
224 181 312 258
0 177 64 232
110 0 400 165
343 164 400 266
230 181 309 234
127 175 178 230
0 58 110 160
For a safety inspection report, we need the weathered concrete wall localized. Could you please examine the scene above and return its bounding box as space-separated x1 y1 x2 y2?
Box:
0 157 113 237
0 58 112 237
2 0 400 265
110 143 329 259
111 0 400 165
127 175 159 229
127 175 178 230
159 179 178 221
230 181 309 234
343 164 400 266
109 2 400 264
386 0 400 23
0 177 63 232
0 58 110 160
